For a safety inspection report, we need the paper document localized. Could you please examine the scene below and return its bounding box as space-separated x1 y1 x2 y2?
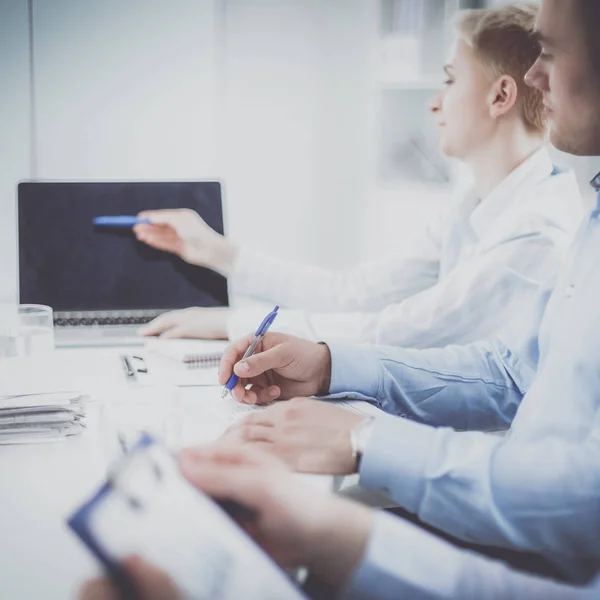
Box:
0 389 88 444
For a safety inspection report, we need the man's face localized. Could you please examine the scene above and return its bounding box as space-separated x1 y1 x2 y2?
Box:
525 0 600 156
429 39 495 160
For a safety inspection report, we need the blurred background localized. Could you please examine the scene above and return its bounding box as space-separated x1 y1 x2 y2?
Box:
1 0 597 305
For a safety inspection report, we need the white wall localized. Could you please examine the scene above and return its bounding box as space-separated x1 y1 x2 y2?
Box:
33 0 219 179
0 0 371 303
0 0 31 303
213 0 370 267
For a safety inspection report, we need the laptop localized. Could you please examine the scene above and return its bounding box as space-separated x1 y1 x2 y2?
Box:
18 181 229 347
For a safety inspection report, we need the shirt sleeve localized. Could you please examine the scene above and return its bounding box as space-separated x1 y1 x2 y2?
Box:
322 286 600 580
355 413 600 582
341 511 590 600
229 216 566 348
325 339 526 431
228 215 443 313
324 285 549 430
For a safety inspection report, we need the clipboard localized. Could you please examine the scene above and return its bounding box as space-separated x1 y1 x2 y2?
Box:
67 434 307 600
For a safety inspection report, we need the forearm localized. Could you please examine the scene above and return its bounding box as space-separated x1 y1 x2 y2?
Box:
230 248 438 312
307 499 372 590
342 512 587 600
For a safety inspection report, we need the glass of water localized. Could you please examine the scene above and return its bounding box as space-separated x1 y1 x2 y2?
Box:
14 304 55 357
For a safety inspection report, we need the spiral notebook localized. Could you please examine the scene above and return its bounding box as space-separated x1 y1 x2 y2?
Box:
145 339 229 369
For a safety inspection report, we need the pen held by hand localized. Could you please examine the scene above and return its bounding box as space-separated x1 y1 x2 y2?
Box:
221 306 279 399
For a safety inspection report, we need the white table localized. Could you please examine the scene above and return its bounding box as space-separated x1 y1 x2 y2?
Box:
0 345 332 599
0 401 106 599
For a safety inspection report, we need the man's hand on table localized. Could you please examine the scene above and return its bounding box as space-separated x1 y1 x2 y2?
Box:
219 397 366 475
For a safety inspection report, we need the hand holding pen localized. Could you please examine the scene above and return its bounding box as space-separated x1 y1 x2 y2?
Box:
219 313 333 405
221 306 279 399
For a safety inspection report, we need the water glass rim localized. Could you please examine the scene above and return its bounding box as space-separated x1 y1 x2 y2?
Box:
17 304 53 313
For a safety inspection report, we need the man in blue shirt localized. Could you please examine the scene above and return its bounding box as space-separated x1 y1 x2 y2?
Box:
214 0 600 586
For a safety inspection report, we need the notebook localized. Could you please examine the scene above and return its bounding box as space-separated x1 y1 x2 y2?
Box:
144 339 229 369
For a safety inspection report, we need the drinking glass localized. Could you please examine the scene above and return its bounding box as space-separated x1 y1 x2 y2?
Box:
0 304 54 358
16 304 55 356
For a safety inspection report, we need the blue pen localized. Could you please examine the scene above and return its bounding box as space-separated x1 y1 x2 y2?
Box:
221 305 279 399
93 216 151 227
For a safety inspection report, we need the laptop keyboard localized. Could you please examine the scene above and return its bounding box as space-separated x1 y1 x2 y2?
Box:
54 315 156 327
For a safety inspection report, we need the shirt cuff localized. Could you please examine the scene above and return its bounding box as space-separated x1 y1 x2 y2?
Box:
309 312 379 345
229 247 269 299
359 413 439 514
326 344 382 400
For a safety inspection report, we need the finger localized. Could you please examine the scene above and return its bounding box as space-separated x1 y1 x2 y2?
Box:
138 313 176 336
124 556 179 600
231 382 258 404
250 385 282 405
244 405 283 427
228 381 278 405
132 223 153 238
137 209 180 224
233 345 292 379
77 578 119 600
160 326 193 339
179 445 283 472
180 459 270 509
219 333 255 385
179 444 249 467
241 424 276 443
134 232 177 253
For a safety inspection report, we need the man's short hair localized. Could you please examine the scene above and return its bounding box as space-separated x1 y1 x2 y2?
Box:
456 3 545 133
576 0 600 75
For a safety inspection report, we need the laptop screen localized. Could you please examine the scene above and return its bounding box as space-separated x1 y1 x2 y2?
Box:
18 181 229 312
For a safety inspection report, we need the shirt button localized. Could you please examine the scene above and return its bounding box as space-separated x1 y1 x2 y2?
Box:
565 284 575 297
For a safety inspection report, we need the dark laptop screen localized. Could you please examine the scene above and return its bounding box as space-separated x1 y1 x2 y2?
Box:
18 181 228 312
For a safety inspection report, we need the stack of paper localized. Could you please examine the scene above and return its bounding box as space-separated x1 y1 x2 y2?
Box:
0 391 88 444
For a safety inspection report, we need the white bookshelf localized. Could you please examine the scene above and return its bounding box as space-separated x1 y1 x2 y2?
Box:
363 0 477 257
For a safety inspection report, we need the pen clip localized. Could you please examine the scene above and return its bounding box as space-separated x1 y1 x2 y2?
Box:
254 305 279 336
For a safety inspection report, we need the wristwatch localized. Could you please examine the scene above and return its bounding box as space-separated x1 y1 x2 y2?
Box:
350 416 375 469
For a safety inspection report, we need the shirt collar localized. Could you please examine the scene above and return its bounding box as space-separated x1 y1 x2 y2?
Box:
466 147 555 239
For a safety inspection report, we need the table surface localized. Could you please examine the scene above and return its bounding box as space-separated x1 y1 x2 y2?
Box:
0 345 332 599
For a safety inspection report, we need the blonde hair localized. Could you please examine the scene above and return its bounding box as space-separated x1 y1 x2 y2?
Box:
456 3 546 133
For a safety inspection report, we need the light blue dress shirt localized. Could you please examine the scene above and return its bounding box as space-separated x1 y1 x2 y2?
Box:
327 182 600 587
342 512 599 600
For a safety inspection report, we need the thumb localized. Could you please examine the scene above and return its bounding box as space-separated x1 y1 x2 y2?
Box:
233 344 291 378
138 314 174 337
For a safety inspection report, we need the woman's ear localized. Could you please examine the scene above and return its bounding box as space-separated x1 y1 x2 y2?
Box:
488 75 518 120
